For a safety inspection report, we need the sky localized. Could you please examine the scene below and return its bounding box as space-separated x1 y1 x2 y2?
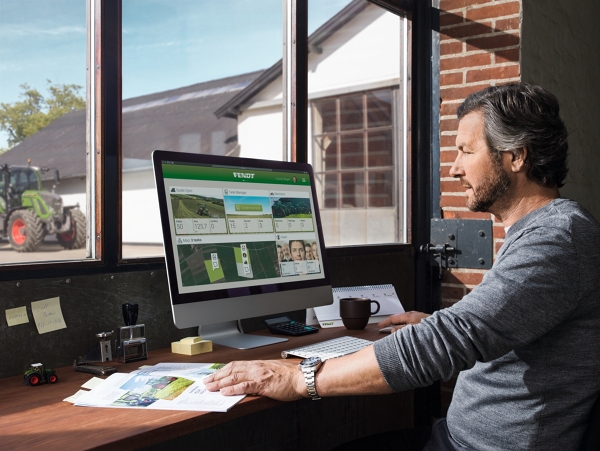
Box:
0 0 353 148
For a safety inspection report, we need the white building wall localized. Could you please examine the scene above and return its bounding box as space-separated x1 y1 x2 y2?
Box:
53 169 163 244
122 169 162 243
239 4 402 246
49 5 403 246
307 5 400 95
238 106 284 161
238 4 401 158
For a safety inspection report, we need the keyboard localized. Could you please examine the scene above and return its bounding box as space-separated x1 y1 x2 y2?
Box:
281 336 373 360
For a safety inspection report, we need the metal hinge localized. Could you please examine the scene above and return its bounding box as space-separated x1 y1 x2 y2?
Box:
420 219 493 278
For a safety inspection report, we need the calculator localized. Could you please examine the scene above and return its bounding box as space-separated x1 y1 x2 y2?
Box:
262 316 319 336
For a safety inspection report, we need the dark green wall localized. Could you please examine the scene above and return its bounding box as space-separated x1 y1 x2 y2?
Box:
0 246 414 378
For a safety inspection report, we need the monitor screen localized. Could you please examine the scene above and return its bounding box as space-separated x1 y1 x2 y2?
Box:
152 150 333 348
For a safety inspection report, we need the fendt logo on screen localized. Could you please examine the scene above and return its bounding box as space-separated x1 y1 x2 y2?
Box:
233 172 255 179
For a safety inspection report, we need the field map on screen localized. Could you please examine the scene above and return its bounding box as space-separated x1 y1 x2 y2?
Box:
161 163 324 294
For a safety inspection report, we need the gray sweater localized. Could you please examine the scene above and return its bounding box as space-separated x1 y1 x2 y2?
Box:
374 199 600 451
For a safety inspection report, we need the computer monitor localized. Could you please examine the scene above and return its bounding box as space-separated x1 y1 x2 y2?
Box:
152 150 333 349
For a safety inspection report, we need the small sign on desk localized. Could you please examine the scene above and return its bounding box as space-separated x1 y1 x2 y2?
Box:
308 284 405 328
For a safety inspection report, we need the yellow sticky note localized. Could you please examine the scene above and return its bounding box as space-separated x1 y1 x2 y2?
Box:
5 306 29 326
31 297 67 334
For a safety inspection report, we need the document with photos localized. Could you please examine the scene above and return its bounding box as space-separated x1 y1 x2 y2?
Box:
73 362 244 412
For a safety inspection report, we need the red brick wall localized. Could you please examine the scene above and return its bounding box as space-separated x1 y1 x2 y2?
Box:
437 0 521 415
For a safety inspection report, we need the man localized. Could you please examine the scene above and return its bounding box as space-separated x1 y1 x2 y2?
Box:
289 239 306 261
205 83 600 450
276 244 284 262
281 243 292 261
304 243 314 260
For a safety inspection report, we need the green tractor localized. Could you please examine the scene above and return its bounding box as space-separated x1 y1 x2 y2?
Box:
0 164 86 252
24 363 58 386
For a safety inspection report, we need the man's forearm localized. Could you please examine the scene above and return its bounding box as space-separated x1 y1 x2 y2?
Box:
313 345 393 397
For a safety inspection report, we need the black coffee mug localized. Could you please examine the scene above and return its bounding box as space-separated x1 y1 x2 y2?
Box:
339 297 381 330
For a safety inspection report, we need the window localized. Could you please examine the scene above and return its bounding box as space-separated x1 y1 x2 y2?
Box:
0 1 88 264
121 0 284 260
307 0 407 246
312 89 395 210
0 0 412 276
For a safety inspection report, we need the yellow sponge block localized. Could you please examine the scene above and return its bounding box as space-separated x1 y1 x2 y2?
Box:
171 336 213 355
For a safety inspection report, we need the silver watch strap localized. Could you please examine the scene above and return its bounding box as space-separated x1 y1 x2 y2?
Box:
302 366 321 400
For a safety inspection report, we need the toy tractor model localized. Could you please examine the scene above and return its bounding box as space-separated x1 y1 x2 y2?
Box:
0 164 86 252
24 363 58 386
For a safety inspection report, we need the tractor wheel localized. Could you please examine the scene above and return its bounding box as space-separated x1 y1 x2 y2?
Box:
57 209 86 249
47 372 58 384
26 373 42 386
7 210 44 252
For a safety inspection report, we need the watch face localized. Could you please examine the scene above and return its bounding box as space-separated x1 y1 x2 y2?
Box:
300 356 321 367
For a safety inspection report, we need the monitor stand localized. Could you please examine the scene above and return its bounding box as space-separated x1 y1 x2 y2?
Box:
199 321 288 350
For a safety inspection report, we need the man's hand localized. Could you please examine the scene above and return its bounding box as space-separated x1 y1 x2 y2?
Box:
204 360 307 401
377 311 431 333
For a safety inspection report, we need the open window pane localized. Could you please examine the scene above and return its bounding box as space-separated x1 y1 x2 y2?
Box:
341 172 365 208
366 90 393 128
340 133 365 169
368 170 394 207
313 98 337 134
324 173 339 208
368 130 393 167
0 1 88 264
308 0 406 246
121 0 283 259
339 94 363 132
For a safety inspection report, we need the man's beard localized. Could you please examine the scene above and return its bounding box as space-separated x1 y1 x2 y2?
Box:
464 163 511 212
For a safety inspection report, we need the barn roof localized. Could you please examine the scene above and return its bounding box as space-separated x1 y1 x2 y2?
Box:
0 70 264 180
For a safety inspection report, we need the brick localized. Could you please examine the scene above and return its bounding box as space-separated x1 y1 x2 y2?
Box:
443 210 492 220
440 102 459 117
440 194 468 208
440 72 463 86
441 21 493 40
466 2 520 21
440 165 454 178
440 40 464 56
440 117 459 132
495 241 504 254
441 134 457 148
495 17 520 32
495 48 520 64
441 285 465 300
466 33 520 52
440 11 464 27
441 179 464 193
493 225 506 239
440 149 458 163
440 53 491 71
441 84 490 102
466 64 520 83
444 270 484 286
440 0 491 12
494 240 505 256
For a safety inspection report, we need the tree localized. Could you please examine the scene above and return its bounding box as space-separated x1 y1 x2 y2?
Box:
0 80 85 152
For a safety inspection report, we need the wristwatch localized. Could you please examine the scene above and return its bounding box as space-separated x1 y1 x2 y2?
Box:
299 356 323 400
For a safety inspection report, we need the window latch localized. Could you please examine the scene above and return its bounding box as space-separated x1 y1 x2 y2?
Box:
420 243 456 279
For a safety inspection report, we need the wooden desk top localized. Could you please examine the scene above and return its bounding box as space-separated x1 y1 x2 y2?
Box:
0 325 412 451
